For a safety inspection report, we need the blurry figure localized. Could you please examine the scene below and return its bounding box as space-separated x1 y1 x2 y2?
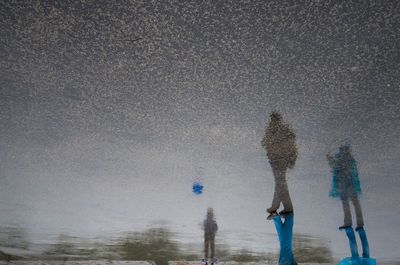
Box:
262 112 297 218
202 208 218 265
327 144 363 229
271 212 297 265
327 144 371 259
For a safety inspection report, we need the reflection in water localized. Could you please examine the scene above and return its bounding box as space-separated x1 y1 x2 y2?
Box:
327 144 364 229
293 234 333 263
202 208 218 263
0 226 333 264
0 226 29 250
262 112 298 217
113 228 186 265
327 144 372 261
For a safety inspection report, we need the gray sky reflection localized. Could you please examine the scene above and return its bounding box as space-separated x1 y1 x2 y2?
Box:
0 0 399 260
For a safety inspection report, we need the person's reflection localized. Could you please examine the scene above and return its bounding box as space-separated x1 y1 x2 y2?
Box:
327 144 364 229
202 208 218 265
262 112 298 219
327 144 370 258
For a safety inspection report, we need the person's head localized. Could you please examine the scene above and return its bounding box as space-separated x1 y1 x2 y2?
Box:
207 208 214 219
270 112 282 123
339 143 351 154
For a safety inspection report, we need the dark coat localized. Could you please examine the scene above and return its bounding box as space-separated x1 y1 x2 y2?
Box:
262 121 297 170
203 217 218 235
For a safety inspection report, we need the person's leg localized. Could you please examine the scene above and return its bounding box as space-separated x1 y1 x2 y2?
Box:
268 166 282 213
273 214 283 243
281 214 294 253
282 213 294 237
344 227 359 258
275 168 293 213
210 234 215 262
356 226 370 258
280 214 297 265
352 197 364 228
352 196 368 258
341 199 352 228
204 233 210 260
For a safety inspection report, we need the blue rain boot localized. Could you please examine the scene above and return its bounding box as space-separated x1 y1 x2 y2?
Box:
356 227 370 258
344 226 359 258
338 227 376 265
273 213 297 265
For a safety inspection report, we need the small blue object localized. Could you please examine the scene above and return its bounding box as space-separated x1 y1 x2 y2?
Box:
192 182 204 195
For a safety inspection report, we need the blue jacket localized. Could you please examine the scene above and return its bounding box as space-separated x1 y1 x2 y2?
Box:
329 151 362 199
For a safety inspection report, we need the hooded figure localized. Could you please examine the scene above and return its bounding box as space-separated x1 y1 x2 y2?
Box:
327 144 363 228
203 208 218 264
327 144 372 260
262 112 297 216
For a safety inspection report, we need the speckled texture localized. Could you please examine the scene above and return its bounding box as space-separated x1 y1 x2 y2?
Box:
0 0 399 261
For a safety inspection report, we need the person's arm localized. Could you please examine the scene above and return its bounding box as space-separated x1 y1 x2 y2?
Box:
326 153 334 169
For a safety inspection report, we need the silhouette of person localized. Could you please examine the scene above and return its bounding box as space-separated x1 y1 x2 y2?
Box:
203 208 218 265
262 112 297 217
327 144 363 229
327 144 371 259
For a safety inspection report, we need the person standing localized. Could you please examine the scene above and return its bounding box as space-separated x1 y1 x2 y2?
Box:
203 208 218 265
326 144 363 229
262 112 298 218
327 144 370 258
